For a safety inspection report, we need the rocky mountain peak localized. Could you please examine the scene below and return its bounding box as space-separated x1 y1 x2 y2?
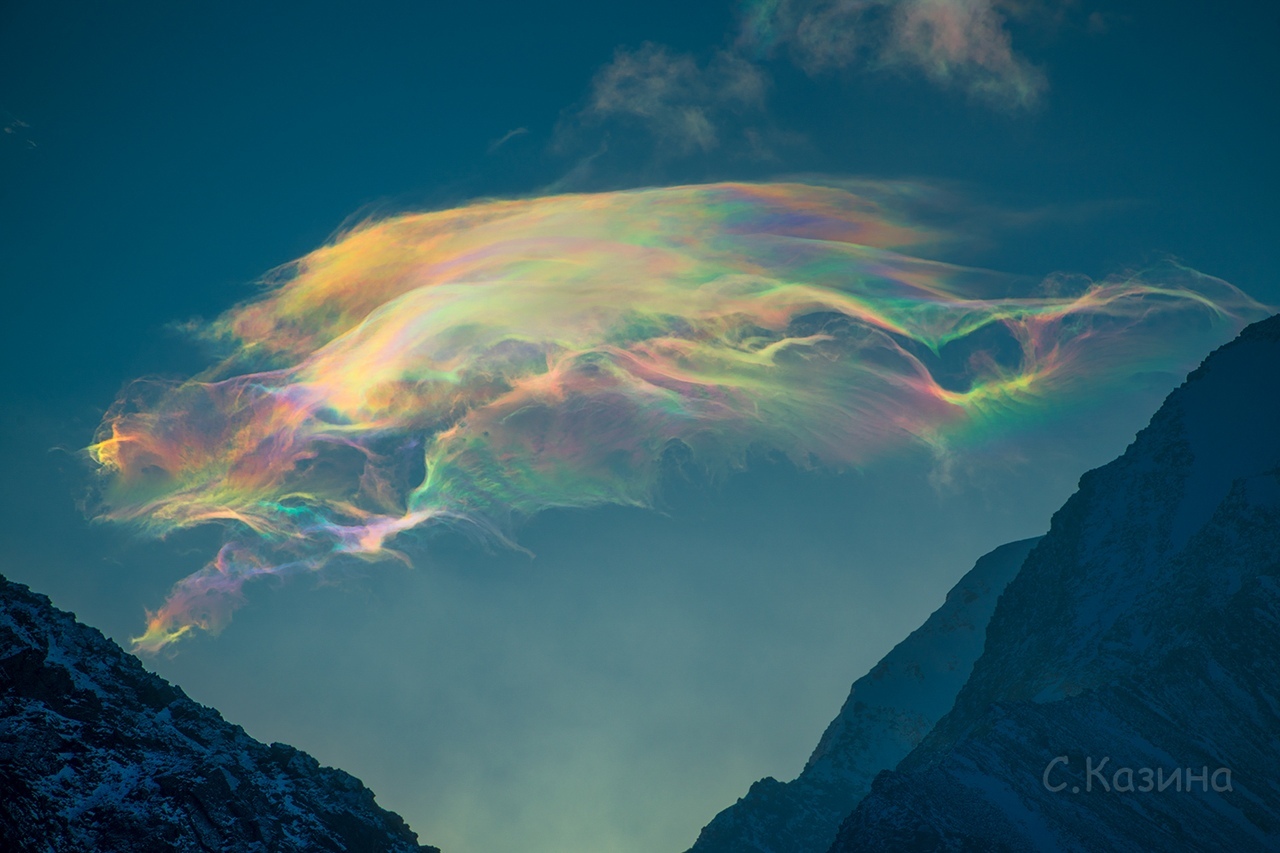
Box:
0 573 439 853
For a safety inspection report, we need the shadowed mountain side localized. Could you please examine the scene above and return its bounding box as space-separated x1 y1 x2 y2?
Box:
0 573 439 853
833 314 1280 852
687 537 1041 853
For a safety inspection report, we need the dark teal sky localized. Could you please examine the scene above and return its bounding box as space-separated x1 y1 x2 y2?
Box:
2 2 1277 851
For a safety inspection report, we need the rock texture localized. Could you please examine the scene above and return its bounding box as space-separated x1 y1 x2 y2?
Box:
0 573 438 853
834 314 1280 851
687 538 1039 853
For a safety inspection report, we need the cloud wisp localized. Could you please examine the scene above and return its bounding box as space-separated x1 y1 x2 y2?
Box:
561 1 1068 166
487 127 530 154
739 0 1049 106
567 43 769 156
88 181 1263 652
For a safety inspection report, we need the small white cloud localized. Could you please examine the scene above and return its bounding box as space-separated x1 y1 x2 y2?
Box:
576 43 768 154
2 114 36 149
887 0 1046 106
739 0 1059 107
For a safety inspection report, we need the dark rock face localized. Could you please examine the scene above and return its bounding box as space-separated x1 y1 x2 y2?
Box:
0 574 439 853
686 538 1039 853
834 315 1280 852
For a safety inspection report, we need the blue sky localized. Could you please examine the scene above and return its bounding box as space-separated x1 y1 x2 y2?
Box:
1 2 1277 851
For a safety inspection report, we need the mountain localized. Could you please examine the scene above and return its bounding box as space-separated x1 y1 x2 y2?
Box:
687 538 1040 853
0 573 438 853
833 313 1280 851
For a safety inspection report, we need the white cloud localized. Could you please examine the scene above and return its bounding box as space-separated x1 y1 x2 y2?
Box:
578 43 768 154
887 0 1045 106
561 0 1070 169
739 0 1056 107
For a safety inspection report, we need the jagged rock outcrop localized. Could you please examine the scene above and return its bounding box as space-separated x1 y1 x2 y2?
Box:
0 573 439 853
833 314 1280 851
687 538 1039 853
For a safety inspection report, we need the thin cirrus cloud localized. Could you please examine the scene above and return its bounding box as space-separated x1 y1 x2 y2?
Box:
2 113 37 150
488 127 530 154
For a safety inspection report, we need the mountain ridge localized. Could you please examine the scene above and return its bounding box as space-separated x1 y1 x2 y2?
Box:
0 571 439 853
833 312 1280 851
686 537 1041 853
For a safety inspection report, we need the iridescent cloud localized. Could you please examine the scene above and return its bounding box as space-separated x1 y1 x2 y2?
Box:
89 182 1264 651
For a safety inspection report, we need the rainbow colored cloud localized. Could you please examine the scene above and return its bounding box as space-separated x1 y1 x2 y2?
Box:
89 182 1263 651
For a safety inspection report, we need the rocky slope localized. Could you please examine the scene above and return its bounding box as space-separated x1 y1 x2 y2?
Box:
687 538 1039 853
0 573 438 853
833 314 1280 851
